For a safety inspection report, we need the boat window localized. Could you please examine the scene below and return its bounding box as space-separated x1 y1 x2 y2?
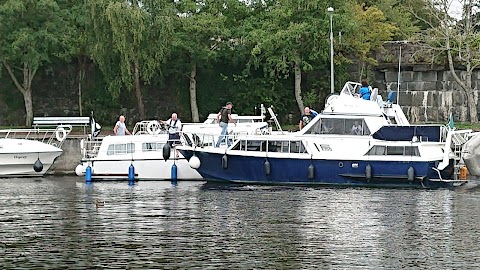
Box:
142 142 165 152
367 145 419 156
232 140 305 153
386 146 404 155
107 143 135 155
319 144 332 151
305 118 370 135
366 146 386 155
404 146 420 156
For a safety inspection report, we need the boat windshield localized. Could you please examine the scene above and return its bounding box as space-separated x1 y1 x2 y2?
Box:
304 118 370 135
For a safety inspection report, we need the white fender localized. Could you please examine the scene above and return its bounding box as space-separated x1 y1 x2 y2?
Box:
55 127 67 142
147 121 161 135
75 164 84 176
463 133 480 176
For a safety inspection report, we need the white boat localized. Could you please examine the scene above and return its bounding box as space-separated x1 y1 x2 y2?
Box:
0 126 71 177
179 82 475 188
75 111 273 181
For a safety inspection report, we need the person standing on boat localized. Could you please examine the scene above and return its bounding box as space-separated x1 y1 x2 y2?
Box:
299 107 318 130
162 113 182 146
359 80 371 100
113 115 131 136
216 102 236 148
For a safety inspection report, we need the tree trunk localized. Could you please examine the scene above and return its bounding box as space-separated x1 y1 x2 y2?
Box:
294 57 304 114
133 56 145 119
78 56 86 116
3 61 36 126
189 61 200 122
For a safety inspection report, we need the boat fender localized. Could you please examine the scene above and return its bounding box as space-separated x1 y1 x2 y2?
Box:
222 154 228 169
460 166 468 180
407 166 415 181
308 164 315 179
128 164 135 181
33 158 43 173
171 163 178 180
163 143 171 161
189 155 201 169
55 127 67 142
80 139 84 149
75 164 84 176
365 164 372 180
147 120 161 135
85 165 92 182
264 159 271 175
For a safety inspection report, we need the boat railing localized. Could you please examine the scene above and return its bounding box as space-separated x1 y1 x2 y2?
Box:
80 137 103 159
132 120 169 135
0 125 72 148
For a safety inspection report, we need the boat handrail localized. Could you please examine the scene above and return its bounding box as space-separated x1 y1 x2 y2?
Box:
0 125 72 148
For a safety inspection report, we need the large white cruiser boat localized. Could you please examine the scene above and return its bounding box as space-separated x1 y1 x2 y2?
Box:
75 112 272 181
0 126 70 177
179 82 475 188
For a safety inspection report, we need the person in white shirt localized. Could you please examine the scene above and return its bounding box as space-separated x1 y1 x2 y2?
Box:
162 113 182 146
113 115 131 135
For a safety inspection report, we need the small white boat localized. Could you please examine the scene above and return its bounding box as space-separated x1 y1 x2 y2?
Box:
0 126 71 177
75 112 273 181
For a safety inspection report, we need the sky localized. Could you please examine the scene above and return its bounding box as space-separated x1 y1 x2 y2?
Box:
449 0 462 19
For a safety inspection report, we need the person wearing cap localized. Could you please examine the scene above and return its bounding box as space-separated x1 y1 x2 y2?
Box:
215 102 236 147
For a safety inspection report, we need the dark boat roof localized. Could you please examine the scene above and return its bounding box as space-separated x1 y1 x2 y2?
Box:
372 125 442 142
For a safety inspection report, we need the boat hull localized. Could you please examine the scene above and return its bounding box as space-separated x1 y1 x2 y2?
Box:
180 150 455 188
0 151 62 177
78 158 202 180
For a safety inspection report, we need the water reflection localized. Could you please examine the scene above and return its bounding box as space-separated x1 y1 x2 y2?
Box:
1 177 479 269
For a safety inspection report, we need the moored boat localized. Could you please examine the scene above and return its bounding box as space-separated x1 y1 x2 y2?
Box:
178 82 475 188
75 111 273 181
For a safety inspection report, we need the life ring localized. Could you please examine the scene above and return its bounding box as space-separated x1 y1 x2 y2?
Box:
146 120 161 135
55 127 67 142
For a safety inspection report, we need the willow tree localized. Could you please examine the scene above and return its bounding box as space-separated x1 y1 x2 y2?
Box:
0 0 67 126
173 0 229 122
89 0 174 119
410 0 480 123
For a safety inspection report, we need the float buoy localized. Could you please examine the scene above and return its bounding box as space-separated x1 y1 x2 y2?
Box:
365 164 372 180
85 165 92 182
128 163 135 181
33 158 43 172
308 164 315 179
171 163 177 180
222 154 228 169
407 166 415 181
147 120 161 135
163 143 171 161
189 155 201 169
75 164 84 176
55 127 67 142
264 159 271 175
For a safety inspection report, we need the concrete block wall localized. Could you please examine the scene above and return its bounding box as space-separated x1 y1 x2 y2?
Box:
373 69 479 123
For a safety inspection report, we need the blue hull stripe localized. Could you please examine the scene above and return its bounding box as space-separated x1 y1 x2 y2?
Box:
180 150 453 188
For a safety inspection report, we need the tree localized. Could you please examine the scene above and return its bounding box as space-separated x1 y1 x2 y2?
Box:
89 0 174 120
172 0 229 122
410 0 480 123
0 0 68 126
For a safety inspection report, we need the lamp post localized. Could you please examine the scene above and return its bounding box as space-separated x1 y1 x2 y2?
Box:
327 7 334 94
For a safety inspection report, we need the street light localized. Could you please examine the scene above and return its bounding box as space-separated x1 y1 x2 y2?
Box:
327 7 334 94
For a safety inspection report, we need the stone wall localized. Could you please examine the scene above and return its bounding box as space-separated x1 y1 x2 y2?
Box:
48 138 82 175
371 43 479 123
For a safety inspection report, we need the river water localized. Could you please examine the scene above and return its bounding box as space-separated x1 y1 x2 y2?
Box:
1 176 480 269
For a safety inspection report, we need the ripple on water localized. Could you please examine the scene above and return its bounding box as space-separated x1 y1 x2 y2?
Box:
1 177 480 269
